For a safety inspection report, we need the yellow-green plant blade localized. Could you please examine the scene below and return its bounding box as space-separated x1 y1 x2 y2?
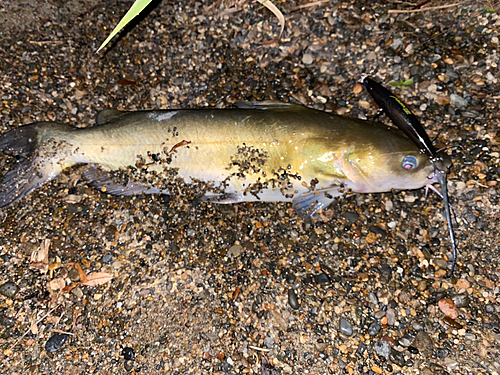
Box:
255 0 285 38
97 0 154 53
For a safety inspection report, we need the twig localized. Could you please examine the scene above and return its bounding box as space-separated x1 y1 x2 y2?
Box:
291 0 329 11
388 3 459 14
28 40 64 45
50 329 75 335
471 180 489 188
249 345 271 352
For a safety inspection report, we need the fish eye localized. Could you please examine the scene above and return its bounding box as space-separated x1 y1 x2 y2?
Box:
402 155 418 170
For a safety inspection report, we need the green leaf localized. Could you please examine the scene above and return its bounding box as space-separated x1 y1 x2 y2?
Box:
97 0 154 53
485 8 496 14
390 78 414 87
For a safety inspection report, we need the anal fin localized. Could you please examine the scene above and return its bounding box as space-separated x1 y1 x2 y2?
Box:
199 192 242 204
82 165 162 196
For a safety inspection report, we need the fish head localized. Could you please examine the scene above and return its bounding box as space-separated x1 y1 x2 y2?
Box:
341 146 435 193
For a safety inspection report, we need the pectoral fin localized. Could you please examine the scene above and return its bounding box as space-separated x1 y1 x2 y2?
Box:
292 189 341 217
82 165 162 196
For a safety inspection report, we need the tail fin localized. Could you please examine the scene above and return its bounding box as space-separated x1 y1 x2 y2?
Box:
0 123 72 207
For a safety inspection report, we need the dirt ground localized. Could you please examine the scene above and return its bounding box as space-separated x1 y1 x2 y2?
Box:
0 0 499 374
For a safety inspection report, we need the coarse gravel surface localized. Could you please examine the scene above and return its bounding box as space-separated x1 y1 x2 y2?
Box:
0 0 499 374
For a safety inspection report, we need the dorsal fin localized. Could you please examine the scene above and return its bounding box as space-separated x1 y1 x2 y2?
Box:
96 109 124 125
234 100 305 111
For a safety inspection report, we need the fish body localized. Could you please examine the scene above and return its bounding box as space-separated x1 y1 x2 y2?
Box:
0 102 434 213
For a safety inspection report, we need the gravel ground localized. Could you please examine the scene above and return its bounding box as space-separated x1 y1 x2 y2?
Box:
0 0 499 374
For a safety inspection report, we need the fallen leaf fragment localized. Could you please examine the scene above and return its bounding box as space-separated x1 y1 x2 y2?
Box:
63 282 81 293
81 272 114 287
30 239 50 273
74 263 88 283
438 298 459 319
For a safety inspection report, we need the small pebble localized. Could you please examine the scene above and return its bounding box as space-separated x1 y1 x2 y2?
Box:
339 318 353 336
227 245 244 258
435 95 450 105
0 281 19 298
102 252 113 263
411 331 434 357
433 258 448 270
68 268 81 281
264 336 274 349
124 360 134 372
442 316 463 330
485 304 495 313
443 358 459 369
399 335 412 347
122 347 135 361
302 54 314 64
389 348 406 367
343 211 359 224
374 340 391 359
288 288 300 310
45 333 69 353
436 348 448 359
368 292 378 305
386 309 396 325
450 93 468 108
408 346 419 355
314 273 330 284
368 322 381 336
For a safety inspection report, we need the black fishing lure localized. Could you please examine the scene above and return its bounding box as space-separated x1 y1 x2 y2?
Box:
363 77 458 275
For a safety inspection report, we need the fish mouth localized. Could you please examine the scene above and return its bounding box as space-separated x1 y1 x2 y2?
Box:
426 172 439 186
